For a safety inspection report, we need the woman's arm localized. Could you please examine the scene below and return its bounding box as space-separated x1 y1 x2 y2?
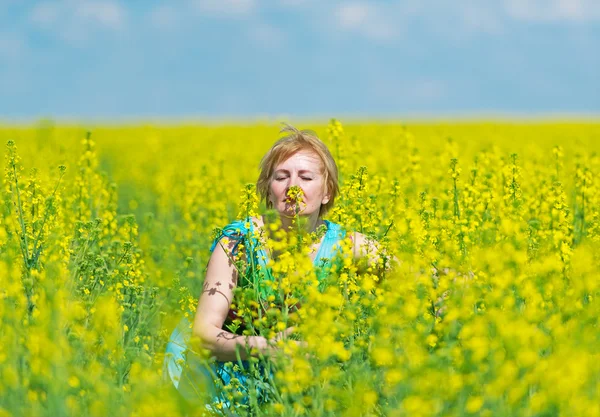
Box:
192 238 271 362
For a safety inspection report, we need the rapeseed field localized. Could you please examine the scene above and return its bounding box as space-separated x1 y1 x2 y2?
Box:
0 120 599 416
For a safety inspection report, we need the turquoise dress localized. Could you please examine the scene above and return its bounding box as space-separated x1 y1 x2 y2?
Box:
164 218 346 408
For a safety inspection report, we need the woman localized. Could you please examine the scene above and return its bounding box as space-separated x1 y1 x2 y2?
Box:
165 124 379 410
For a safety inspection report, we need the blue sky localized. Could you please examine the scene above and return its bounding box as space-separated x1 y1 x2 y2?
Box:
0 0 599 120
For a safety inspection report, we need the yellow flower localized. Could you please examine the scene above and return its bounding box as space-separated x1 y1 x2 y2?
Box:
466 396 484 413
68 376 80 388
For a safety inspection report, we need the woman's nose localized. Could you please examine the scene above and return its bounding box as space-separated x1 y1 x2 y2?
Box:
287 175 299 189
285 177 302 194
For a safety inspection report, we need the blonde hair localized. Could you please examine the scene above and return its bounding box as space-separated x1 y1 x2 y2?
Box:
257 124 339 217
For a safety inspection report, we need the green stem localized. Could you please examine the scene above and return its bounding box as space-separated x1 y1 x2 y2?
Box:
30 171 65 268
12 163 31 268
453 177 460 219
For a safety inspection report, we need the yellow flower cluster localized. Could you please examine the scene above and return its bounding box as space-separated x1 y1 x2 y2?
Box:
0 120 599 416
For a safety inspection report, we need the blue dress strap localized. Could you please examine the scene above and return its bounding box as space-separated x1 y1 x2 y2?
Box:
209 219 250 255
210 218 269 268
313 220 347 267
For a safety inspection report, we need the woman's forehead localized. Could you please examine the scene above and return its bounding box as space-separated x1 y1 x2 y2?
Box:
274 150 323 171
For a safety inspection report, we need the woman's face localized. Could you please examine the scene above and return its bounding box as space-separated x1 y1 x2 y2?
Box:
269 150 330 218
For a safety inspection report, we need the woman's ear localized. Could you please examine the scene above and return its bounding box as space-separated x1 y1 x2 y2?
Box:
321 182 331 205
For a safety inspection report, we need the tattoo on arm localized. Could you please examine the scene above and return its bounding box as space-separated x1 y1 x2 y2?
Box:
229 274 237 289
202 281 231 304
216 331 241 340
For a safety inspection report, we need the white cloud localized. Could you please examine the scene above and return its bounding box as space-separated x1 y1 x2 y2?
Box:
31 0 125 29
146 1 262 34
329 0 600 43
336 3 368 27
29 0 126 45
75 1 124 28
190 0 256 17
30 2 60 27
504 0 600 22
458 3 505 35
331 1 503 42
335 2 399 41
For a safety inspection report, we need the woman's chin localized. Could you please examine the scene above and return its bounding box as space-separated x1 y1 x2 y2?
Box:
279 210 301 219
277 205 309 218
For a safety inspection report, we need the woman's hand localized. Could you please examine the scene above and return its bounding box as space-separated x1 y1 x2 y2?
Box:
267 326 307 354
270 326 297 343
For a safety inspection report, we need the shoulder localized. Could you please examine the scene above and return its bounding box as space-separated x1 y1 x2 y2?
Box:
210 216 264 254
322 221 378 258
323 220 345 239
218 216 265 236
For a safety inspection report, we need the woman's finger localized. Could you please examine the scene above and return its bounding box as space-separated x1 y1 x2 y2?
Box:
281 326 296 337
